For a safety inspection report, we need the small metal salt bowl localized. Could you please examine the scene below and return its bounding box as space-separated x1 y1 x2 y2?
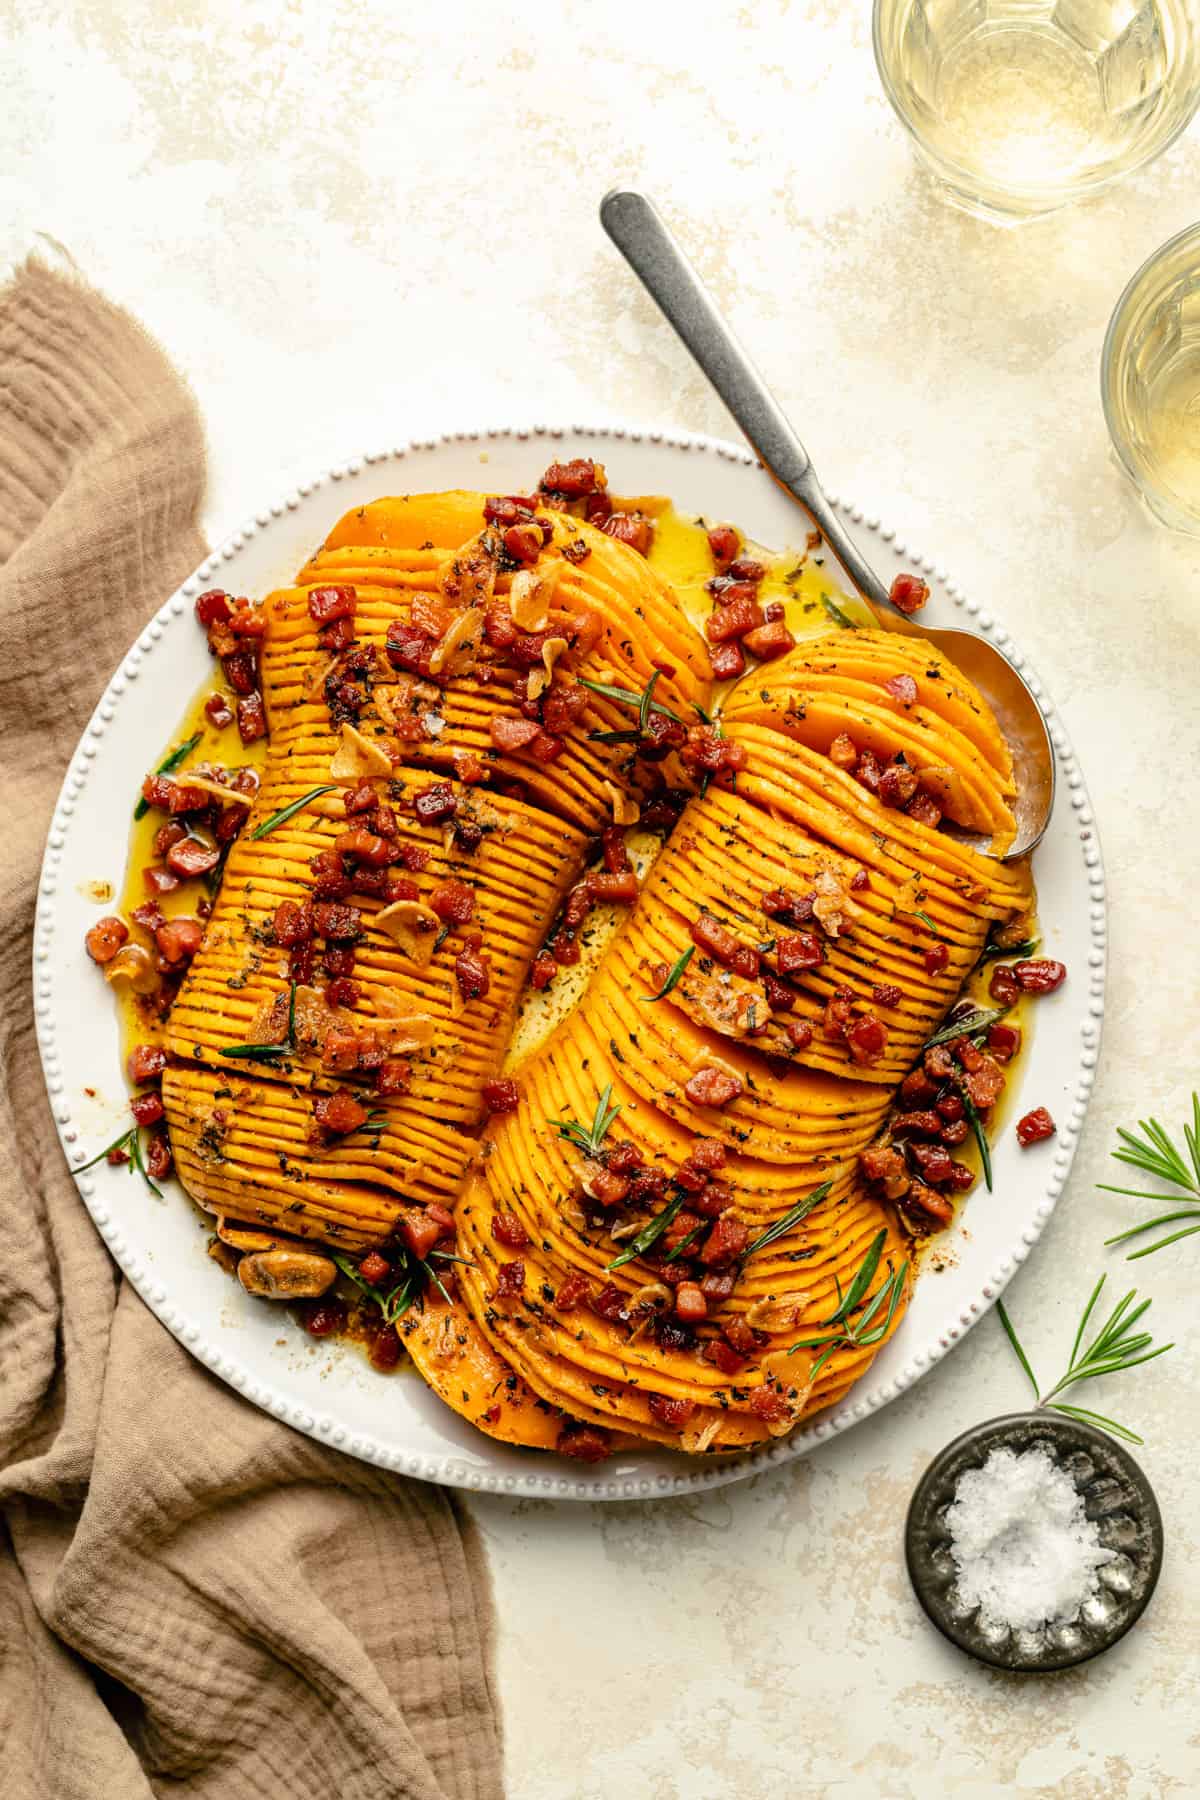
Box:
905 1412 1163 1672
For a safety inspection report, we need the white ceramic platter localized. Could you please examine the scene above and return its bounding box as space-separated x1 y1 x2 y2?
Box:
35 425 1105 1502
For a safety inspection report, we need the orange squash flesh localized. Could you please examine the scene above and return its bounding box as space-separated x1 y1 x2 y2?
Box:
158 493 1032 1458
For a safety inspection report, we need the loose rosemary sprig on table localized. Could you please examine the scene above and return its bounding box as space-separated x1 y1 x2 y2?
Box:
996 1274 1172 1445
547 1083 622 1159
75 1124 163 1200
786 1228 909 1381
1100 1093 1200 1260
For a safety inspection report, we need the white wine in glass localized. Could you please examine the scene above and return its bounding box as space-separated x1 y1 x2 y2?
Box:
1104 222 1200 533
874 0 1200 222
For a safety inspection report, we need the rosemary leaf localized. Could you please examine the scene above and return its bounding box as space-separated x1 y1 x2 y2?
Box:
978 937 1039 964
421 1258 455 1307
548 1083 622 1160
828 1229 886 1324
133 732 201 819
331 1249 418 1324
820 592 858 631
128 1127 164 1201
250 784 337 840
1125 1225 1200 1260
642 946 694 1003
75 1126 138 1173
1099 1094 1200 1258
862 1261 909 1344
996 1273 1171 1444
75 1125 162 1200
961 1089 993 1193
743 1180 832 1261
638 669 661 736
856 1259 909 1339
923 1006 1008 1051
606 1191 686 1270
661 1220 706 1265
577 675 681 724
808 1341 841 1381
994 1297 1040 1400
1046 1403 1143 1446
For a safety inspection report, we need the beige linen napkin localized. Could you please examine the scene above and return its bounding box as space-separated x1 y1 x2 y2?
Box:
0 260 503 1800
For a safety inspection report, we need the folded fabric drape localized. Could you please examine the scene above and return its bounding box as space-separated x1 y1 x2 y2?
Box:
0 258 503 1800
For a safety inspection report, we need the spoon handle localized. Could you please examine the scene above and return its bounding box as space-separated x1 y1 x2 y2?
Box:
599 187 894 616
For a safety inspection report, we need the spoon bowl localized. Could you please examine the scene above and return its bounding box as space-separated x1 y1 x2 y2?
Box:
599 187 1055 862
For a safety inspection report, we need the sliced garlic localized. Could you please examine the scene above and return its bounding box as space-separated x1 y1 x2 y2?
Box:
330 722 393 780
428 607 485 678
525 635 570 703
745 1295 804 1334
603 780 640 826
509 560 563 630
680 1414 722 1455
102 943 160 996
374 899 441 966
175 774 255 808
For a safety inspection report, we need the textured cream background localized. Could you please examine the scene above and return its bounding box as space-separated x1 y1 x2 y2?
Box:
6 3 1200 1795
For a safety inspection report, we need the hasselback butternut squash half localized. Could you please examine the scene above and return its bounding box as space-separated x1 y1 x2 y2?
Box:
94 460 1039 1465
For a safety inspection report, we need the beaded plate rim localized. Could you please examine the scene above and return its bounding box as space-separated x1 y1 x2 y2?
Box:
33 422 1105 1502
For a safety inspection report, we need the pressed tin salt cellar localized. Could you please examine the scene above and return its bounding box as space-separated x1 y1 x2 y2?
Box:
905 1412 1163 1671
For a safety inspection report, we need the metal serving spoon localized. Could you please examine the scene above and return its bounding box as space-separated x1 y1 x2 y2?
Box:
599 188 1054 863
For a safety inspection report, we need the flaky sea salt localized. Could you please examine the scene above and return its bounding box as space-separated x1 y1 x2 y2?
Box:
945 1444 1114 1633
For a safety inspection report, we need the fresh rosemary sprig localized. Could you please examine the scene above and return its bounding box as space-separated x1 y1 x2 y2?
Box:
742 1179 833 1261
75 1124 163 1200
606 1191 687 1271
912 908 945 941
250 784 337 840
580 674 681 730
996 1274 1173 1445
787 1230 908 1380
923 1005 1008 1051
219 981 297 1061
820 592 858 631
133 732 202 819
548 1083 622 1158
331 1250 417 1324
642 946 694 1002
1100 1093 1200 1260
331 1243 457 1321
